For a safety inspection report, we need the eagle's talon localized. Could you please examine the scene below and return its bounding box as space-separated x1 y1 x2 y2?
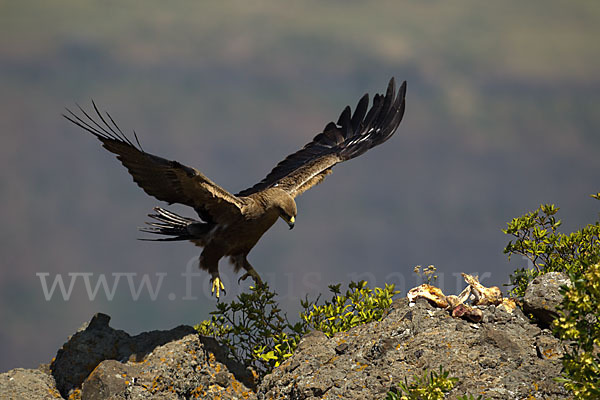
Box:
211 276 226 298
238 269 264 286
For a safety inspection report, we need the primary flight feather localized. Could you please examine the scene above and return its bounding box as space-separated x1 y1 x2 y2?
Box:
65 78 407 297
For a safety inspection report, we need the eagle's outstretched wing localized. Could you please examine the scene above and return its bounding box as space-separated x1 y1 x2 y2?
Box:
64 103 244 224
236 78 406 198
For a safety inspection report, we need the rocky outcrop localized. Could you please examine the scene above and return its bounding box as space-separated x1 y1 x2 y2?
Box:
259 298 567 399
0 313 255 400
78 334 256 400
0 281 570 399
523 271 571 327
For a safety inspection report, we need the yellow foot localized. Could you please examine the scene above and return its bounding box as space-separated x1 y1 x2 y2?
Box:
211 276 225 298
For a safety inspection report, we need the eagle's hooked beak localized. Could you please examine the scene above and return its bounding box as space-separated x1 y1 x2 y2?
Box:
287 216 295 230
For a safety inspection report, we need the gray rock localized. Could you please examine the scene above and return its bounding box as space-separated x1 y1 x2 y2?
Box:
523 272 571 327
48 312 255 399
81 334 257 400
81 360 134 400
0 368 60 400
50 312 196 398
257 298 568 399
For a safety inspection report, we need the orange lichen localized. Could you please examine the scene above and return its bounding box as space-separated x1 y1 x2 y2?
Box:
325 356 339 365
47 388 63 399
354 362 369 371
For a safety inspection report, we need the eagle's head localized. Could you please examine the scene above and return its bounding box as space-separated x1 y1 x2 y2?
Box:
268 188 297 229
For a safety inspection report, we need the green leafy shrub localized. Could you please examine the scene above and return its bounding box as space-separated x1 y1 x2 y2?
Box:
504 193 600 398
195 280 399 378
553 262 600 399
386 366 458 400
253 330 302 372
503 197 600 297
194 283 305 377
194 318 233 338
300 280 399 337
385 366 492 399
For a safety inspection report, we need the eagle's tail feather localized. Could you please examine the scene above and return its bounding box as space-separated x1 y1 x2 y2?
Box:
139 207 205 241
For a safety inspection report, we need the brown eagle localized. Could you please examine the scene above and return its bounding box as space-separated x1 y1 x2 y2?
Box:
65 78 407 297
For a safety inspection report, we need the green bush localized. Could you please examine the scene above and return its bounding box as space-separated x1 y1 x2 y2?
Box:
504 193 600 398
385 366 458 400
553 262 600 398
503 196 600 297
195 280 399 378
300 280 399 337
194 282 306 377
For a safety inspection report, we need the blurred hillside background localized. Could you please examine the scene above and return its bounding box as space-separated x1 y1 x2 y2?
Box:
1 0 599 372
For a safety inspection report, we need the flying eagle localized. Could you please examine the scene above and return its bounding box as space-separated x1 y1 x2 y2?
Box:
65 78 407 297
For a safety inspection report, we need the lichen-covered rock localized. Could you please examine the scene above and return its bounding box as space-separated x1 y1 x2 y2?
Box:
0 368 61 400
80 360 135 400
50 313 132 397
50 313 196 398
81 334 257 400
523 272 571 327
258 298 568 399
48 313 255 399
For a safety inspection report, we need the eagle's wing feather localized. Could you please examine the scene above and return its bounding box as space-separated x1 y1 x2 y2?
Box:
236 78 406 198
64 103 244 224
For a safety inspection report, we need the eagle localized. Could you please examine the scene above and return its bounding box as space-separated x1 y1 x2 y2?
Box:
65 78 407 297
